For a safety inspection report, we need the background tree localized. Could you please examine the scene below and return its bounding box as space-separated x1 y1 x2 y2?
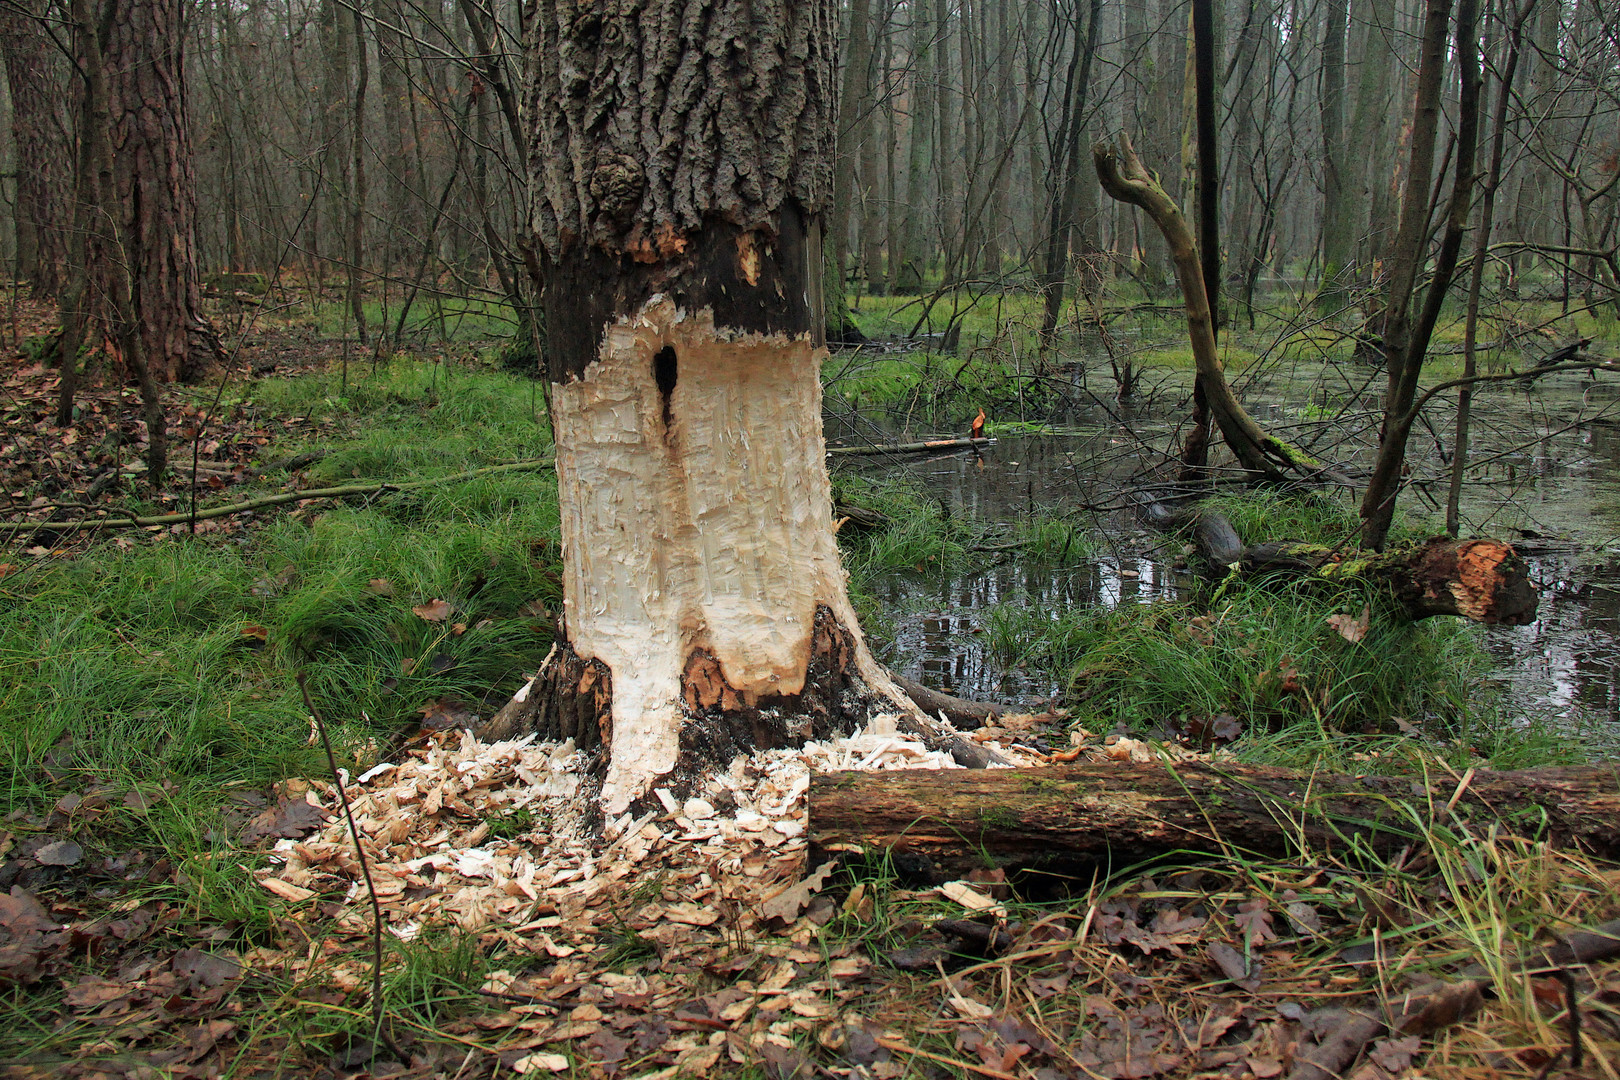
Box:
0 0 69 299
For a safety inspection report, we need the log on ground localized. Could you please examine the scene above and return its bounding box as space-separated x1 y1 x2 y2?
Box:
809 762 1620 881
1143 502 1537 625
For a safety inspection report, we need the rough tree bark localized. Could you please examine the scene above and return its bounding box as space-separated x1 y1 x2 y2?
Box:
0 0 70 299
512 0 921 813
1036 0 1102 356
1318 0 1350 306
57 0 222 419
1359 0 1480 549
810 763 1620 880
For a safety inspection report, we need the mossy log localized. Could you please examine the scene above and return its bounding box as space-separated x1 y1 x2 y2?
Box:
1143 503 1537 625
808 763 1620 881
1238 536 1536 624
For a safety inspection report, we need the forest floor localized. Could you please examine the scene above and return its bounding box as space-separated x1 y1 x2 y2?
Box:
2 295 1618 1079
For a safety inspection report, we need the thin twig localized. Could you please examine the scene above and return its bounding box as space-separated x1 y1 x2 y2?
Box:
296 672 405 1061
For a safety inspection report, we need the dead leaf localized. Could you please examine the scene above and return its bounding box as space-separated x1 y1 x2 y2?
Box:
172 948 239 992
413 598 453 622
34 840 83 867
761 861 835 923
365 578 395 596
662 903 719 927
1234 898 1277 945
1207 941 1261 991
1327 604 1371 643
1369 1034 1422 1072
240 797 325 844
419 698 477 731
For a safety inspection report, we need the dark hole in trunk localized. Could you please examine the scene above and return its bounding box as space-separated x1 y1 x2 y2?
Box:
653 346 677 432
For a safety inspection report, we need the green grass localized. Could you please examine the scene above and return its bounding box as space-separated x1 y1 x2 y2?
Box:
0 361 562 930
983 488 1582 767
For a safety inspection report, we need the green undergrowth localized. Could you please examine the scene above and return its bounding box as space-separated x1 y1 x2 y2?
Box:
833 473 980 610
239 359 554 484
0 360 563 924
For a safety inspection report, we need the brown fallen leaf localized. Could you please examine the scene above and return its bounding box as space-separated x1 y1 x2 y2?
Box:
240 797 325 844
413 598 454 622
1327 604 1371 643
1207 941 1262 991
761 861 835 923
33 839 83 867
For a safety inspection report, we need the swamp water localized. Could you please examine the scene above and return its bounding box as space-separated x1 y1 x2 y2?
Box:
827 361 1620 746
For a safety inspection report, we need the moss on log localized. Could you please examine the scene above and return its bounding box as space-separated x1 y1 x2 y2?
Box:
809 762 1620 881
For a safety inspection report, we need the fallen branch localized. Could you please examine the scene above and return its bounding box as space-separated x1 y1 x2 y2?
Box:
1141 502 1537 625
808 762 1620 880
891 674 1007 729
1289 917 1620 1080
1 457 555 535
827 437 991 456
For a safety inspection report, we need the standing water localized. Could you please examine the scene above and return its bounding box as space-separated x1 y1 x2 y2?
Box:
827 361 1620 744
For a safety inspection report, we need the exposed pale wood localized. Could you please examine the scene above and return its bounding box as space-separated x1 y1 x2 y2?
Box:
809 762 1620 880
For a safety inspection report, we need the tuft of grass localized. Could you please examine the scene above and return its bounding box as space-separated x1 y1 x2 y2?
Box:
833 473 980 590
985 574 1507 750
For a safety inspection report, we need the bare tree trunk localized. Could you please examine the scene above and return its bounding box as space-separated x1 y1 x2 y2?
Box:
1318 0 1350 306
858 0 889 294
105 0 222 386
1037 0 1102 356
934 0 959 284
1359 0 1481 550
521 0 919 813
0 0 69 299
1448 0 1530 536
347 0 369 346
830 0 873 292
1345 0 1396 285
894 0 933 294
1095 136 1311 481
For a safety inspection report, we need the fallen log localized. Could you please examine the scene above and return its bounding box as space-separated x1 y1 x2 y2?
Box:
809 762 1620 881
1240 535 1537 625
1140 502 1537 625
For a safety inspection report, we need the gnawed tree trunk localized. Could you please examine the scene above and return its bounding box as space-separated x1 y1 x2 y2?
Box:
810 763 1620 881
516 0 920 814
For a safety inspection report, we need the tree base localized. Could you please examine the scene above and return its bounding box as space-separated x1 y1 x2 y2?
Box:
479 605 910 808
